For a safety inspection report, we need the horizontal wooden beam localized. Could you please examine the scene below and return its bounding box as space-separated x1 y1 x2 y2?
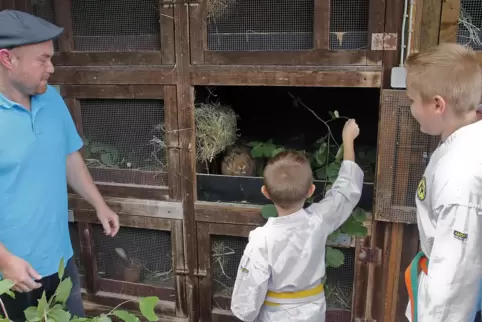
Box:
59 85 165 99
52 52 164 66
50 66 177 85
69 195 183 220
190 65 382 87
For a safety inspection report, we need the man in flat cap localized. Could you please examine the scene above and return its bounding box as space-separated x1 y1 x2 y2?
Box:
0 10 120 321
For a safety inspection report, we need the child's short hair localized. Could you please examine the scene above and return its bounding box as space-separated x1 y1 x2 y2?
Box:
405 43 482 114
263 151 313 209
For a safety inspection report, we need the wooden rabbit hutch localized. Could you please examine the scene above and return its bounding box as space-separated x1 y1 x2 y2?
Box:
0 0 458 321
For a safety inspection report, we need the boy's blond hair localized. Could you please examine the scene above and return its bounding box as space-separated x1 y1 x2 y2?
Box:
405 43 482 114
263 151 313 209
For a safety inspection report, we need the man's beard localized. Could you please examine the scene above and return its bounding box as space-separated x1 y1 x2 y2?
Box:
34 82 48 94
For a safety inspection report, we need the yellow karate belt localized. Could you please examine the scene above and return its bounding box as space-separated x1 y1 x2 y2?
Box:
263 283 324 306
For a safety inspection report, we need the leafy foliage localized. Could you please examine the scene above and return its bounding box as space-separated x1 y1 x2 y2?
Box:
249 110 372 268
0 258 160 322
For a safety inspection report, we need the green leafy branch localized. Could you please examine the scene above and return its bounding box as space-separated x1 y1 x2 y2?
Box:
0 258 160 322
249 104 370 269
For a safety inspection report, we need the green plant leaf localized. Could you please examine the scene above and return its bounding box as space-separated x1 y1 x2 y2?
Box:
271 147 285 157
113 310 141 322
314 166 326 180
0 318 10 322
335 144 344 162
36 291 48 317
251 144 266 158
327 229 341 243
325 246 344 268
326 162 341 182
48 306 71 321
0 279 14 296
340 216 368 237
100 153 115 166
92 315 112 322
314 142 328 167
5 289 15 299
138 296 159 321
24 306 39 321
351 207 368 223
261 204 278 219
58 257 65 280
70 317 91 322
55 277 73 304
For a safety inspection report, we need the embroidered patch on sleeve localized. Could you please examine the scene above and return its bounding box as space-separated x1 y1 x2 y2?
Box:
453 230 468 243
417 177 426 201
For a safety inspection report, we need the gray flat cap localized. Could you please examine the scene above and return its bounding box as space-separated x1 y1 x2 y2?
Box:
0 10 63 49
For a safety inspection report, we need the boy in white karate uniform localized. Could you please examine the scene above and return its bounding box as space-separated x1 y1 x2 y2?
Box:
404 43 482 322
230 119 364 322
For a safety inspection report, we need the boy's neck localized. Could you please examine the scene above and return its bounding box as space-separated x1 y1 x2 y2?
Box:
440 110 479 142
276 204 303 217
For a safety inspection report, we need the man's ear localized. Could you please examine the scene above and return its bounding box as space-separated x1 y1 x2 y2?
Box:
0 49 15 70
307 184 316 198
261 185 271 200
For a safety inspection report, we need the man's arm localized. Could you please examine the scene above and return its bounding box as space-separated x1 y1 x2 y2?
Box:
422 204 481 321
231 229 270 322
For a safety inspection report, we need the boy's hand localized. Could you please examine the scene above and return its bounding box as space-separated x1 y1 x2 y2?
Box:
342 119 360 142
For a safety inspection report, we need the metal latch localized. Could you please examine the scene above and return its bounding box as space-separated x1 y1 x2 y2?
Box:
358 247 382 264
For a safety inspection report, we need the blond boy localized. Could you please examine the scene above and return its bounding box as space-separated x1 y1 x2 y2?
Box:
230 119 363 322
404 43 482 322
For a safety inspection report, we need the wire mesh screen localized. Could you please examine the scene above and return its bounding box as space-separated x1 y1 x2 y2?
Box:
457 0 482 50
80 99 167 186
329 0 369 50
68 222 84 275
206 0 314 51
375 90 439 223
325 248 355 311
32 0 58 51
71 0 161 52
211 235 247 310
93 225 174 288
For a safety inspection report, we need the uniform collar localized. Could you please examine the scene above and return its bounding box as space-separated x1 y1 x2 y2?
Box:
267 208 307 226
0 92 19 109
0 91 45 114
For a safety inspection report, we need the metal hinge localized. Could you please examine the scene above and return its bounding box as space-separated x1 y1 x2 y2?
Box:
371 33 398 51
358 247 382 264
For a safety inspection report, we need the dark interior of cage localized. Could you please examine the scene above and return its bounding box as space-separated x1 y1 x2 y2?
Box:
457 0 482 51
210 235 355 313
206 0 369 51
194 85 378 210
80 99 168 187
91 225 174 288
33 0 162 52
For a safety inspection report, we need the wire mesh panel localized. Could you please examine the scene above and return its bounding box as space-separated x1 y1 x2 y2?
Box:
329 0 370 50
80 99 167 186
325 248 355 311
93 225 174 288
70 0 161 52
68 222 84 275
211 235 247 309
375 90 439 223
206 0 314 51
31 0 58 51
457 0 482 51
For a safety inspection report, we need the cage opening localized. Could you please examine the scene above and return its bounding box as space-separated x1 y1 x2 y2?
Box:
457 0 482 50
210 235 355 314
93 225 174 288
70 0 161 52
80 99 167 187
194 85 379 208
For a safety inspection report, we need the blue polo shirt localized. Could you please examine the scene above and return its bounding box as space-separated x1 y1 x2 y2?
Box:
0 85 83 278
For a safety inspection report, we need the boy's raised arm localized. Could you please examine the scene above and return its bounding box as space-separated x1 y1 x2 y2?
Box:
307 119 364 233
